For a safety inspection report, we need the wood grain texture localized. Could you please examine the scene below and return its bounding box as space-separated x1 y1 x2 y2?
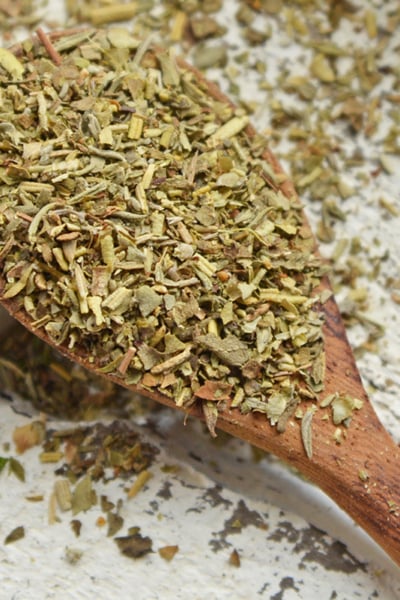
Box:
1 29 400 566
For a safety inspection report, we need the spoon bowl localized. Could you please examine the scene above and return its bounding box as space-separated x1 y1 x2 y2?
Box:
1 28 400 566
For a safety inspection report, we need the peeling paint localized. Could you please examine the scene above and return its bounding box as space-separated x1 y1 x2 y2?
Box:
210 499 267 551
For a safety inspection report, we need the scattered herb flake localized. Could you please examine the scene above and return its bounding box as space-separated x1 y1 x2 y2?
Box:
71 474 94 516
107 512 124 538
8 457 25 482
115 531 153 559
228 548 241 567
4 525 25 545
158 544 179 561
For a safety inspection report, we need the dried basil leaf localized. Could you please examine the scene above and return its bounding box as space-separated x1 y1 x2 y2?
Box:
4 525 25 545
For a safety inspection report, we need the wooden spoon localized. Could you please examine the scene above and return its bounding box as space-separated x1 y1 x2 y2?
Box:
1 29 400 567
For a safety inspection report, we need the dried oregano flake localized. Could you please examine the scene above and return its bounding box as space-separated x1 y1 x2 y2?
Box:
115 530 153 559
4 525 25 545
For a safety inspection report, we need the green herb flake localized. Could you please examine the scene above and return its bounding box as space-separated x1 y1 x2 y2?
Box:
331 394 363 426
71 475 94 516
301 406 316 459
4 525 25 545
8 457 25 482
358 469 369 482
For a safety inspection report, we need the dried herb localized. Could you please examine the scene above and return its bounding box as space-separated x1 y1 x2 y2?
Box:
0 0 44 33
8 456 25 482
64 547 83 564
115 530 153 559
127 469 153 499
158 544 179 561
331 394 363 426
0 29 328 451
4 525 25 545
301 406 315 460
228 548 241 567
107 511 124 537
71 474 95 515
51 420 158 481
70 519 82 537
13 420 45 454
19 420 160 525
0 321 138 419
54 478 72 511
0 456 8 473
0 456 20 479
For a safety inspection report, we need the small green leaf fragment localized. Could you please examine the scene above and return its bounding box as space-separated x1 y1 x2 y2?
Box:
135 285 162 317
4 526 25 545
107 511 124 537
71 475 93 515
196 333 250 367
0 48 25 79
265 392 288 425
331 394 363 425
0 457 8 473
8 457 25 482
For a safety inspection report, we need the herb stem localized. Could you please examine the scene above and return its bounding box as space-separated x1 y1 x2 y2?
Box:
36 28 62 66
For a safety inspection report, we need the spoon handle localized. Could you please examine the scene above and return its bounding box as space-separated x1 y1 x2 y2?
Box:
219 403 400 566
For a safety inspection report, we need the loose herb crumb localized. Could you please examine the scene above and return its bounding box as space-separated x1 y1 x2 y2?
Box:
8 456 25 482
64 546 83 565
228 548 241 567
107 511 125 538
4 525 25 545
127 469 153 499
115 530 153 559
70 519 82 537
158 544 179 561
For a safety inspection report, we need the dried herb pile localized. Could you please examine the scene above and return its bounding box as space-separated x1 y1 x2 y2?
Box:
0 0 45 33
2 416 160 559
3 0 394 346
0 28 328 436
0 320 146 419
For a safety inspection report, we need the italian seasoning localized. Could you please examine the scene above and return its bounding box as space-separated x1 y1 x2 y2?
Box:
0 29 334 448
